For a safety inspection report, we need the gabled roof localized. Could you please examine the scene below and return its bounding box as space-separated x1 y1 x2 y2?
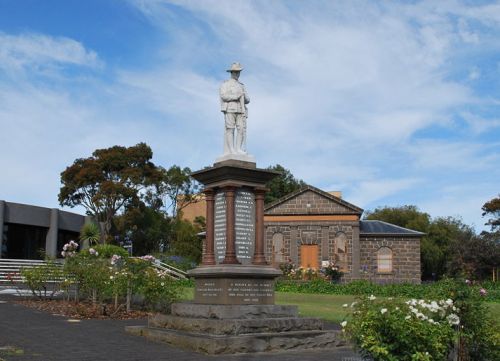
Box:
264 185 363 215
360 220 425 237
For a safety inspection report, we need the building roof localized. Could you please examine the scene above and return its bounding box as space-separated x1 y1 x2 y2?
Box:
360 220 425 237
264 185 363 215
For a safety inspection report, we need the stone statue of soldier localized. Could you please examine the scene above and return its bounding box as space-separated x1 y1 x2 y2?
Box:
219 62 250 155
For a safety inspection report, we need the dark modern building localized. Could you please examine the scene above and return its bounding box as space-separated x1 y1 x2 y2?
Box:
0 201 86 259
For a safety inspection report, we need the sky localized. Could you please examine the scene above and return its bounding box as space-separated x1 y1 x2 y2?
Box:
0 0 499 231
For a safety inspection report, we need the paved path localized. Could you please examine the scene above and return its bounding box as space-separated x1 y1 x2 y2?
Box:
0 296 362 361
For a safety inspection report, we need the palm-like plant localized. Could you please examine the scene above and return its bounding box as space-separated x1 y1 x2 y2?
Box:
79 222 101 246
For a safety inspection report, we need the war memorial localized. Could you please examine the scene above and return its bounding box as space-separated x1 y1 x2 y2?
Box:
125 63 346 354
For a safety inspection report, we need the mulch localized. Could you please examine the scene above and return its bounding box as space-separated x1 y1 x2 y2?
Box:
14 299 150 320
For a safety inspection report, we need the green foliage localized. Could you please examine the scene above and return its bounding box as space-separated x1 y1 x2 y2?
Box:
275 278 500 302
364 205 496 281
482 195 500 233
63 250 182 312
364 205 431 232
167 218 203 263
20 261 65 299
159 254 197 271
155 165 200 216
264 164 306 204
139 268 181 312
115 205 171 255
59 143 162 241
440 280 500 361
343 296 457 360
79 222 101 246
91 244 129 258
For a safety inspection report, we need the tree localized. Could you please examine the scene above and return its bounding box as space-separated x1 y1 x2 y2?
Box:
264 164 307 204
447 233 500 280
59 143 161 241
156 165 200 217
363 205 431 233
363 206 482 280
115 204 171 255
482 195 500 234
168 218 203 263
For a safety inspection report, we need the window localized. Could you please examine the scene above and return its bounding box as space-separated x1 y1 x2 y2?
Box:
377 247 393 273
271 233 285 264
335 232 348 272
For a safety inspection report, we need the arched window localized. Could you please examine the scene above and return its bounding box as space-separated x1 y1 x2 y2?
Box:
377 247 393 273
272 233 285 264
335 232 347 271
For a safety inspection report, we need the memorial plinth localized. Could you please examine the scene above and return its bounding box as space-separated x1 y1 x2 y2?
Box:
188 160 282 305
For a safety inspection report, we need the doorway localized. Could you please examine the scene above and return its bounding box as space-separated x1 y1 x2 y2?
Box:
300 244 319 269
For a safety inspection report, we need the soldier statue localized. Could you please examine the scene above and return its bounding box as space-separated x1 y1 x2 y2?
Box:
219 62 250 155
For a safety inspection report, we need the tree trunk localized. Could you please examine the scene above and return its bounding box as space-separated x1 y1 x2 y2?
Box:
126 280 131 313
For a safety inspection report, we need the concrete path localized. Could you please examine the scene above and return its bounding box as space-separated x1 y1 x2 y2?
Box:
0 295 363 361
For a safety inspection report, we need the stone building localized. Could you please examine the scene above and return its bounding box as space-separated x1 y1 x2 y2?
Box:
180 185 423 283
264 186 423 284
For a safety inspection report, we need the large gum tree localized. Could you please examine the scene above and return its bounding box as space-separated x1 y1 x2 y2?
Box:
59 143 161 242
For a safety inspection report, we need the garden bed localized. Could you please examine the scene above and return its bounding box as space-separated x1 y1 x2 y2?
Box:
14 299 150 320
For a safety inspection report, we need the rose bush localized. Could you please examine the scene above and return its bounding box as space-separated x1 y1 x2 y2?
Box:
342 296 458 360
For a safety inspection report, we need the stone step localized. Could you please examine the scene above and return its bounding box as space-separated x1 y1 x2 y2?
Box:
149 313 324 335
171 303 298 319
125 325 346 355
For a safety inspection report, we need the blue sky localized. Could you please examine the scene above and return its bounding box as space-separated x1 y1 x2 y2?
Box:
0 0 499 231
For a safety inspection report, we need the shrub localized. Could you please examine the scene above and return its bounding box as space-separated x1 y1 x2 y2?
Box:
92 244 129 259
20 261 65 299
139 268 181 312
159 254 197 271
275 278 500 302
343 296 458 360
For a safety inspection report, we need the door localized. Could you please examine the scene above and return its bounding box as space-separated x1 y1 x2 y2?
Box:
300 244 319 269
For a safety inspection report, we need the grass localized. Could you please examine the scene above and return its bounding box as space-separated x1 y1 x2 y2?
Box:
276 292 354 323
180 287 500 324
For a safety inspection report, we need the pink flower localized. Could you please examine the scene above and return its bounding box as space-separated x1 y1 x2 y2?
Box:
140 255 155 262
479 288 487 296
465 279 471 285
110 254 122 265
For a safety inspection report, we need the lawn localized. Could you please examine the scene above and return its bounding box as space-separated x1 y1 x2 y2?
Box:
181 288 500 324
276 292 500 324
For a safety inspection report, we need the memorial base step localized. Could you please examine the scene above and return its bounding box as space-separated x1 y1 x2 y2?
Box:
149 313 324 335
125 325 346 355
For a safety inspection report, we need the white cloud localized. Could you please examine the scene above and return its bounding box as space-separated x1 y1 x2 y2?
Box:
0 32 101 73
1 1 499 232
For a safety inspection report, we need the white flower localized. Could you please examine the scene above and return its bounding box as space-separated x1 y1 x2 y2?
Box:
380 308 387 314
160 282 165 286
416 312 427 320
342 304 348 308
368 295 376 301
110 276 114 280
445 299 453 306
341 321 347 328
350 302 357 307
395 307 400 311
447 314 460 326
405 315 411 320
